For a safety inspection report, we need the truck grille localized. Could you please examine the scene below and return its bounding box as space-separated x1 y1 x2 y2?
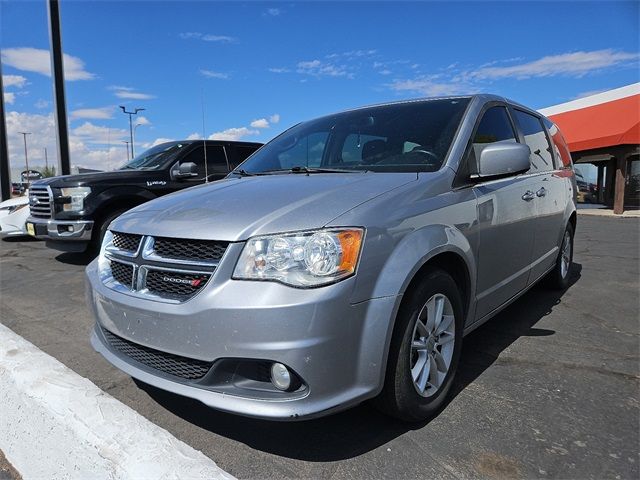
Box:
29 185 53 219
112 232 142 253
101 327 213 380
103 234 227 302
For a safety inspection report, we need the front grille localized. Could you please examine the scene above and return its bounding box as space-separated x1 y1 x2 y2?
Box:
145 270 210 299
101 328 213 380
153 237 228 262
112 232 142 253
103 233 223 302
29 185 52 219
111 261 134 288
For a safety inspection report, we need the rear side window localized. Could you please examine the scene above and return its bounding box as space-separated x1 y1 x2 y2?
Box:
543 117 573 169
466 106 517 175
514 110 554 172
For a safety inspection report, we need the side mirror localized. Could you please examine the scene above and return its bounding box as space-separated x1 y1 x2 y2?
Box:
174 162 198 179
476 142 530 179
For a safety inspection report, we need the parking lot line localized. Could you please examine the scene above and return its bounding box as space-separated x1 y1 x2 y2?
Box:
0 322 234 480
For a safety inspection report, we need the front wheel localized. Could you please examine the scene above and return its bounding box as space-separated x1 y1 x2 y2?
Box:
375 268 464 422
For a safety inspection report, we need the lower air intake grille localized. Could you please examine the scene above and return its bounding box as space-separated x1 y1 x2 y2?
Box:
101 328 213 380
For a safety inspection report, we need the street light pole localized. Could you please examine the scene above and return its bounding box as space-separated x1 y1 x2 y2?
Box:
133 123 142 153
123 141 130 162
18 132 32 185
119 106 145 159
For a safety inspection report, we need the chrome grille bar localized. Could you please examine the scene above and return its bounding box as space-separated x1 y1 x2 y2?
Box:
28 185 53 219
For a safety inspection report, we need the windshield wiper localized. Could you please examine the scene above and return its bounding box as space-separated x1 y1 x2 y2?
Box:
288 166 365 174
231 169 258 177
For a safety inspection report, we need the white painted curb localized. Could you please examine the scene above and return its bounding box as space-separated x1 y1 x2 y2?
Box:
0 323 234 480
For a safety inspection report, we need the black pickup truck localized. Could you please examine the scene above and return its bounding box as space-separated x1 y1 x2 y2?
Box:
26 140 262 253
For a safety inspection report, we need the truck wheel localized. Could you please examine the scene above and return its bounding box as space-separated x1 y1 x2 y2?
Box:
546 222 574 290
89 209 127 255
375 267 464 422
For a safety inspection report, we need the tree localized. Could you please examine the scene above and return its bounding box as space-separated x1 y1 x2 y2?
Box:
39 166 56 178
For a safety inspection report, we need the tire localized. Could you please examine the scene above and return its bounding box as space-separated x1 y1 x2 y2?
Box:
546 222 574 290
375 267 464 422
88 209 127 255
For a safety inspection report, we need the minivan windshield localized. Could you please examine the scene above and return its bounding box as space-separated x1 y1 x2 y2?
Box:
119 142 190 171
235 98 470 174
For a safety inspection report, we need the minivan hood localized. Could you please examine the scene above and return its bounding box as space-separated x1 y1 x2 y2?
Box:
112 173 417 241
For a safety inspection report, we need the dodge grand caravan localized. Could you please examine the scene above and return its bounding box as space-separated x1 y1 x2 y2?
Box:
86 95 577 421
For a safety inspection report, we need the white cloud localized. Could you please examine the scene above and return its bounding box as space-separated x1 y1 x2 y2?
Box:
378 69 392 76
136 116 151 126
186 132 202 140
145 137 175 148
208 127 259 141
35 99 50 109
200 69 229 79
1 47 95 80
388 77 471 97
327 49 376 59
471 49 639 80
3 74 27 88
265 8 281 16
4 92 16 104
269 114 280 124
179 32 236 43
4 111 127 172
113 90 155 100
297 59 351 78
70 106 114 120
268 67 289 73
72 122 128 145
250 118 269 129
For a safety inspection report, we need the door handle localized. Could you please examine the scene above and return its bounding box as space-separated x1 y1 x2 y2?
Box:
522 190 535 201
536 187 547 197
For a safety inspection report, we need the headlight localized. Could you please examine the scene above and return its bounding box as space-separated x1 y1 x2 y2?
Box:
61 187 91 212
233 228 364 287
98 230 114 282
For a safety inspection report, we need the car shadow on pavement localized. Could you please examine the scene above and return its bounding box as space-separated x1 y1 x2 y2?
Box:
54 252 95 266
137 263 582 462
1 236 40 243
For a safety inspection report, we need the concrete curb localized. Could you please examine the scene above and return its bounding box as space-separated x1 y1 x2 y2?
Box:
0 323 234 480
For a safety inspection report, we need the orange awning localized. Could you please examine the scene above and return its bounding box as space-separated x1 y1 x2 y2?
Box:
539 84 640 153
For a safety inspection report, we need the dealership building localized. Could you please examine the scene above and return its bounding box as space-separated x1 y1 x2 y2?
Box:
539 83 640 214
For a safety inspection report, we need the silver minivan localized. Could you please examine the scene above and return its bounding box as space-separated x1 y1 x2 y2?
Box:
86 95 577 421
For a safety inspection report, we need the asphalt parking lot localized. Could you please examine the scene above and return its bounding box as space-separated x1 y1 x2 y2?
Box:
1 215 638 479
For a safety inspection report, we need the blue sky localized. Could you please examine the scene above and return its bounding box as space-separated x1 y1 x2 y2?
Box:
1 1 638 171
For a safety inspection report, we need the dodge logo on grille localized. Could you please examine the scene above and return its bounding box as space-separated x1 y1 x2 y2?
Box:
162 276 202 287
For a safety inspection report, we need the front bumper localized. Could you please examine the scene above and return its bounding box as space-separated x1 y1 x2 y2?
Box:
85 256 400 420
26 216 94 241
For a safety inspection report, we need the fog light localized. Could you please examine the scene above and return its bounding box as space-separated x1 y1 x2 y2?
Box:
270 362 291 391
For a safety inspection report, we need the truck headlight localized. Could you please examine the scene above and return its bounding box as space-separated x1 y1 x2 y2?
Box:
61 187 91 212
233 228 364 287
